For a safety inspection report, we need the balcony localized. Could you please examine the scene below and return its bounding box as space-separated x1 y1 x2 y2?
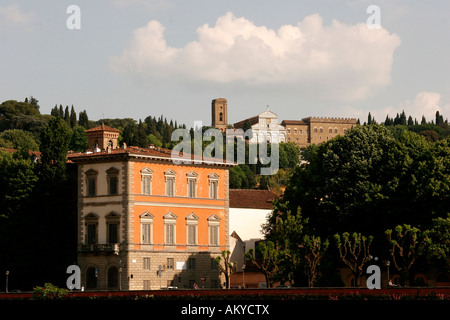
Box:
80 243 120 255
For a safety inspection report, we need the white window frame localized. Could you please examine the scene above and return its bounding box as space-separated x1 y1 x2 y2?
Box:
208 214 221 246
186 213 199 245
164 212 177 245
141 168 153 195
140 211 154 244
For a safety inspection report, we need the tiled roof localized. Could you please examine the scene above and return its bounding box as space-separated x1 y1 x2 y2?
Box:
0 147 41 158
67 145 235 166
281 120 307 125
233 116 259 129
86 123 120 132
229 189 278 209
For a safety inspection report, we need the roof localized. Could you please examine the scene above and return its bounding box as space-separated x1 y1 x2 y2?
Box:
229 189 278 209
281 120 307 126
86 123 120 133
233 115 259 129
67 145 235 167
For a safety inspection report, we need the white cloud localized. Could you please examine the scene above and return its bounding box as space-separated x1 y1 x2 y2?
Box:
110 12 401 102
0 3 35 29
371 91 450 123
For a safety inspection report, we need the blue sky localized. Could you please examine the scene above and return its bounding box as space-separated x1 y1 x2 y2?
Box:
1 0 449 127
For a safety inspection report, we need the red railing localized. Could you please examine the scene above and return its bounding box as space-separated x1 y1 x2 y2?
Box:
1 287 450 300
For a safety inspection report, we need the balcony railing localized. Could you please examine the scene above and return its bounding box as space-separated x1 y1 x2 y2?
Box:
80 243 120 254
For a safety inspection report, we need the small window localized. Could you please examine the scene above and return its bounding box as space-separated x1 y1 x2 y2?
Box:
208 173 219 199
106 212 120 244
85 169 98 197
188 258 196 270
141 168 153 195
187 171 198 198
165 170 176 196
167 258 174 270
106 167 119 195
143 257 151 270
164 212 177 245
208 215 220 246
186 213 199 245
140 212 154 244
87 224 97 244
84 213 98 244
187 225 197 245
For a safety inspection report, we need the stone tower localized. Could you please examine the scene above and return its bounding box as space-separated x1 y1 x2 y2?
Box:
211 98 228 132
85 123 120 151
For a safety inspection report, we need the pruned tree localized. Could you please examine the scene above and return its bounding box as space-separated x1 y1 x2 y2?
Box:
300 235 329 287
334 232 373 287
246 241 281 288
385 224 431 286
215 250 236 289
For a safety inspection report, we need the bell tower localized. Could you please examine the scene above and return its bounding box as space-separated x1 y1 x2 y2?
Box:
211 98 228 132
85 123 120 151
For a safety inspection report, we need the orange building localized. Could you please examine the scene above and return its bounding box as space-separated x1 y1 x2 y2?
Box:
67 126 233 290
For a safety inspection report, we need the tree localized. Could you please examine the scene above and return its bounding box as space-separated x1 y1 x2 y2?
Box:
215 250 236 289
69 126 88 152
69 105 77 128
334 232 373 287
0 129 39 151
78 110 90 129
246 241 280 288
300 235 329 287
427 214 450 269
38 117 71 189
385 224 431 286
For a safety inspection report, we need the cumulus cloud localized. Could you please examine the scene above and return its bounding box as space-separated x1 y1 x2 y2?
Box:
110 12 401 101
374 92 450 123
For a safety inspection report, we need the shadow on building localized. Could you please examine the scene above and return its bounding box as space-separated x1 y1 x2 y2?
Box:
165 251 224 290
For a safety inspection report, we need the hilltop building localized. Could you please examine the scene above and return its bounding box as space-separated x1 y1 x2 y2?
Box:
211 98 357 148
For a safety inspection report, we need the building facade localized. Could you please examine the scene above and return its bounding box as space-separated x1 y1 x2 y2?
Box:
233 106 287 144
282 117 357 148
68 126 233 290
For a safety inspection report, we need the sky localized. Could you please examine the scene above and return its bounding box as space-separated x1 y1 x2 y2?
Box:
1 0 449 128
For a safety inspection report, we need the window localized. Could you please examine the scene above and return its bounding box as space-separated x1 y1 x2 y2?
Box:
334 128 338 133
208 173 219 199
108 223 118 243
188 258 196 270
211 258 218 270
165 170 176 196
166 224 175 244
186 171 198 198
186 213 199 245
85 169 98 197
329 128 332 133
143 257 151 270
140 212 154 244
208 215 221 246
167 258 174 270
164 212 177 245
294 128 297 134
319 127 323 133
187 225 197 245
141 168 153 195
87 224 97 244
84 213 98 244
106 167 119 195
106 212 120 244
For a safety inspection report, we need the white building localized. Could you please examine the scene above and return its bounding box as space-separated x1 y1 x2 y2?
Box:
228 189 278 273
233 106 286 144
